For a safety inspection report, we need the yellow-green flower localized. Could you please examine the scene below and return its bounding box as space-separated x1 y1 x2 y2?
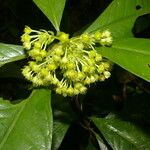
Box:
21 26 113 97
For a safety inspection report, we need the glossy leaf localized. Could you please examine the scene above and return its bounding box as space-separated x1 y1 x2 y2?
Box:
52 120 69 150
33 0 66 31
0 43 26 67
95 133 109 150
96 38 150 82
51 94 75 150
92 116 150 150
0 89 52 150
85 0 150 39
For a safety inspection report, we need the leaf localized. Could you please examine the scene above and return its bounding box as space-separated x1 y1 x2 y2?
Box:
51 94 75 150
92 115 150 150
0 89 52 150
33 0 66 31
0 43 26 67
85 0 150 39
85 139 97 150
96 38 150 82
52 120 69 150
95 133 109 150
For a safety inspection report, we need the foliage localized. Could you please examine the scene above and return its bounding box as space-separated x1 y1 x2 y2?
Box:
0 0 150 149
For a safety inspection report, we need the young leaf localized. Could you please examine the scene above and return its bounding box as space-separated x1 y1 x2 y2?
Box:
92 116 150 150
0 43 26 67
85 0 150 39
33 0 66 31
0 89 52 150
96 38 150 82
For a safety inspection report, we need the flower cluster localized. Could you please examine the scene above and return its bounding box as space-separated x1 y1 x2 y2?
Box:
21 26 113 96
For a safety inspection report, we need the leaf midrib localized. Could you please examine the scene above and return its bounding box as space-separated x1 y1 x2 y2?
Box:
49 0 59 31
0 99 28 149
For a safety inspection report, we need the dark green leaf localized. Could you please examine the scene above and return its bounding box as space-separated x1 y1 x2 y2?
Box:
0 43 26 67
92 116 150 150
0 89 52 150
85 139 97 150
52 94 75 150
85 0 150 39
95 133 109 150
52 120 69 150
33 0 66 31
96 38 150 82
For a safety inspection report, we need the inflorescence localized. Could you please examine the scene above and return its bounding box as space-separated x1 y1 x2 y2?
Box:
21 26 113 97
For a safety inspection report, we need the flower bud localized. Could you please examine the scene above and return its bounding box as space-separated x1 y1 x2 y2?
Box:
40 32 49 42
84 77 91 85
22 66 31 79
76 72 85 81
101 30 111 38
34 42 41 49
57 32 69 42
103 71 111 79
94 31 101 40
56 87 62 94
29 49 40 57
47 63 57 71
23 42 31 50
53 55 61 62
24 26 32 34
54 46 64 56
29 61 36 69
82 65 88 72
40 68 49 77
66 62 76 69
36 78 44 86
88 66 95 74
40 50 47 58
88 50 97 58
90 75 96 83
81 34 90 42
21 34 31 42
64 70 77 79
97 64 105 73
74 82 83 90
35 56 42 62
100 37 112 46
79 86 87 94
61 57 68 64
102 62 110 70
51 77 59 85
66 87 74 96
95 54 102 62
99 75 105 81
